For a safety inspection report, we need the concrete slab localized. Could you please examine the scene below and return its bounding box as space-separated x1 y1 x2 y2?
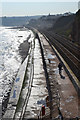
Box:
23 38 48 119
3 49 30 119
3 107 16 119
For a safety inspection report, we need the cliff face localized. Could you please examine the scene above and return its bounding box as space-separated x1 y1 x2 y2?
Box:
71 9 80 44
52 14 75 37
28 15 61 29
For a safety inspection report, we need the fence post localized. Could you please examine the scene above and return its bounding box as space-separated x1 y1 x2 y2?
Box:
42 105 45 116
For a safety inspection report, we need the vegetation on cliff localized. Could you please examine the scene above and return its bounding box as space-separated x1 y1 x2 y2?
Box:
52 14 75 38
71 9 80 44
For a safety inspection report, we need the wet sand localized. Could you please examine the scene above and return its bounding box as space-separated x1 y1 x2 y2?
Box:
18 34 30 63
10 26 31 63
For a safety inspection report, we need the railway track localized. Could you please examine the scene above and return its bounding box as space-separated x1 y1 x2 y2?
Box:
39 30 80 81
50 31 80 61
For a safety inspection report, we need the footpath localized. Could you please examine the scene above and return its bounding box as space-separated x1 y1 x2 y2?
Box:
38 32 80 119
23 35 48 119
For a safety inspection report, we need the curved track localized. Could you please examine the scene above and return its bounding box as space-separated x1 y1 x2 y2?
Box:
50 31 80 61
40 30 80 81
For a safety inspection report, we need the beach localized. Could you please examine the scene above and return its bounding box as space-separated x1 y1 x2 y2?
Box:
1 27 33 116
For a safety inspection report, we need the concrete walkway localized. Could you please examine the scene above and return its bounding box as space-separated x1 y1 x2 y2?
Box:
23 38 48 119
39 32 80 119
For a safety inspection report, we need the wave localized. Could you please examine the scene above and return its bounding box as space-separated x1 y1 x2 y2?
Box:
0 26 33 104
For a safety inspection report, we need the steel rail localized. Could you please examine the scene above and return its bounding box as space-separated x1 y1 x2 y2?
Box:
40 30 80 80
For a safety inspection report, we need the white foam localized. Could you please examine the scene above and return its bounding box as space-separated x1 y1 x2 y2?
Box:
0 27 33 100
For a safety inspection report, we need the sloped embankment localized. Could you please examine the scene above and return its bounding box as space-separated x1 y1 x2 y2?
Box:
71 9 80 44
52 14 75 37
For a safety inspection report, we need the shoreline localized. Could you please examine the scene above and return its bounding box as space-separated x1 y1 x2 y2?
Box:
2 27 31 117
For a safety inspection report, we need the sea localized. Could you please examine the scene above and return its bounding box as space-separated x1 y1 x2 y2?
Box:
0 26 32 105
